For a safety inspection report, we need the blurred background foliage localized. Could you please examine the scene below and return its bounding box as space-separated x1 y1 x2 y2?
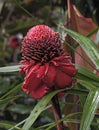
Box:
0 0 99 130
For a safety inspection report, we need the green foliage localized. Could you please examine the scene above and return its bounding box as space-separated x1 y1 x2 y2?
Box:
22 89 65 130
63 28 99 69
80 89 99 130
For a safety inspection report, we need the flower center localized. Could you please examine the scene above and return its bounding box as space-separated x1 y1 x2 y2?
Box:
21 25 63 64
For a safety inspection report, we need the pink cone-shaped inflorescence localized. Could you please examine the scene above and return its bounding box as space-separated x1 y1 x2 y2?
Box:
20 25 77 99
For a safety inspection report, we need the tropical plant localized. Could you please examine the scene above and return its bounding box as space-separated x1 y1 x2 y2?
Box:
0 0 99 130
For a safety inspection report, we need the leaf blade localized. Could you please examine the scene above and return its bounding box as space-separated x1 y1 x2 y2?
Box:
76 65 99 82
64 28 99 69
0 65 20 73
22 89 65 130
80 89 99 130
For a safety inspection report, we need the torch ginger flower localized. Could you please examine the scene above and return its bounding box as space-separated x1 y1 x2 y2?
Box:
20 25 77 99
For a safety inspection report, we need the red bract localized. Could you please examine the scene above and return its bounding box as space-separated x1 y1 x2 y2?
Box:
20 25 77 99
9 35 20 49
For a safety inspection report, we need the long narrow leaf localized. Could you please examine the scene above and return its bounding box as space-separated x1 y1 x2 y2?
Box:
0 83 22 99
63 28 99 69
0 95 21 105
0 65 20 73
14 0 33 17
79 80 97 90
76 65 99 82
46 112 81 130
0 121 20 130
22 89 65 130
80 90 99 130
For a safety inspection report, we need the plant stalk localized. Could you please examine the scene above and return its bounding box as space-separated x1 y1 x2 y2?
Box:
51 94 64 130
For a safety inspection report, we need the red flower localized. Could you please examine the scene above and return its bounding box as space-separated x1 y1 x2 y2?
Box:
9 35 20 49
20 25 77 99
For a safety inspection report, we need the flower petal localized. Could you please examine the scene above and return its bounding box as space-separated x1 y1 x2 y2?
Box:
43 64 56 87
20 60 35 74
51 55 71 65
60 64 77 76
51 55 77 76
22 63 49 99
22 71 41 93
55 69 73 88
30 84 48 99
22 72 48 99
36 65 46 79
22 64 41 92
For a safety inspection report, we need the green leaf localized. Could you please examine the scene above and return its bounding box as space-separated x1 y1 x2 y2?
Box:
76 65 99 82
8 120 25 130
14 0 33 17
63 28 99 69
79 80 97 90
80 89 99 130
35 112 81 130
87 28 98 38
0 65 20 73
22 89 65 130
64 88 88 96
46 112 81 130
8 106 51 130
0 95 21 105
0 121 18 130
0 83 22 99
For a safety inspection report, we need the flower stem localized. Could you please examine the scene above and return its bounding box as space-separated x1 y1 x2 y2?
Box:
51 94 64 130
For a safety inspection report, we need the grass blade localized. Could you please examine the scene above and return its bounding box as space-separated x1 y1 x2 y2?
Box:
80 90 99 130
